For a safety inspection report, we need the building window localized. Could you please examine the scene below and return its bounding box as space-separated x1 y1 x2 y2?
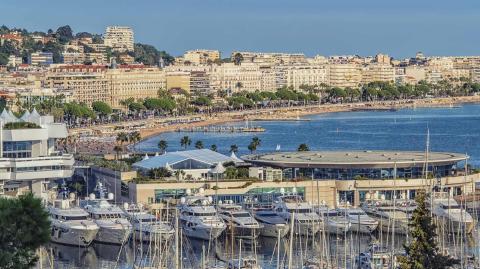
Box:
3 141 32 158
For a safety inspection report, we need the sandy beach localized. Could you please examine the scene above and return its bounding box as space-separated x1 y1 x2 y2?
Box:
69 95 480 154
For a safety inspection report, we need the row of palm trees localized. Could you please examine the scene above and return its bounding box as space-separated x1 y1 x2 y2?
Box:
114 131 141 159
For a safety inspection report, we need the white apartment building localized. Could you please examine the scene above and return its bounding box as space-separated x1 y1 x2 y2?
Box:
184 50 220 65
210 63 264 92
279 64 328 90
0 109 74 200
104 26 134 52
361 63 395 84
328 63 362 88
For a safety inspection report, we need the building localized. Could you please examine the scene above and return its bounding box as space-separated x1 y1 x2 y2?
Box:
0 109 74 200
62 52 107 64
280 64 328 90
104 26 134 52
184 50 220 65
106 67 166 109
328 63 362 88
231 52 306 65
29 52 54 66
362 63 395 84
242 150 472 206
132 149 237 180
7 55 23 67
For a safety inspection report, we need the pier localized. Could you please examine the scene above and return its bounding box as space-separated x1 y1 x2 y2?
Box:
176 125 265 133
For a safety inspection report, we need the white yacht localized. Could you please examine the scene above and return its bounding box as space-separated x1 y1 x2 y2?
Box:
82 183 132 245
273 195 320 236
217 202 263 239
253 209 290 238
48 190 99 247
362 200 416 235
315 206 351 234
123 203 175 242
430 192 475 234
178 194 226 240
336 207 379 233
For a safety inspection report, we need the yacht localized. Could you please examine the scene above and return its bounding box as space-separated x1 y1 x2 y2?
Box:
355 243 396 269
227 257 261 269
253 209 290 238
273 195 320 236
48 189 99 247
362 200 416 235
336 207 379 233
123 203 175 242
217 202 263 239
178 194 226 240
315 206 351 234
82 183 132 245
430 192 475 234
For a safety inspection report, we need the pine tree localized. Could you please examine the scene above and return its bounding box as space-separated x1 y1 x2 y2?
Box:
397 191 459 269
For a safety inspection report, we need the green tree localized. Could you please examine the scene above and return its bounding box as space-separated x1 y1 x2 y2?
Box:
56 25 73 44
148 168 172 179
116 132 129 146
297 143 310 151
233 52 243 65
397 191 459 269
195 140 204 149
0 193 50 268
210 144 217 152
158 140 168 154
92 101 112 117
230 144 239 153
128 131 141 150
180 136 191 150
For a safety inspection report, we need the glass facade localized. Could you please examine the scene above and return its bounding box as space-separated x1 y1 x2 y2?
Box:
282 164 455 180
3 141 32 158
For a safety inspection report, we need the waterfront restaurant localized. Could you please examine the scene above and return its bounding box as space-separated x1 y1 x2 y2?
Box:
242 150 474 205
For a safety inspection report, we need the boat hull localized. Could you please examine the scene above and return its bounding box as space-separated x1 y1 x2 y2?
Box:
291 221 320 236
50 224 98 247
182 224 225 241
349 222 379 234
95 226 132 245
259 222 290 238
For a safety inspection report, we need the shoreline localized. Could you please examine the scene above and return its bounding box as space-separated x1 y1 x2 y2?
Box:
69 95 480 154
139 95 480 139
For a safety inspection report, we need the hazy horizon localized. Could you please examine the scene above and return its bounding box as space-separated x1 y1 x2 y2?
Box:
2 0 480 58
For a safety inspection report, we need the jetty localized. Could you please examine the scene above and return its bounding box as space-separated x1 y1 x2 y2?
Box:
176 125 265 133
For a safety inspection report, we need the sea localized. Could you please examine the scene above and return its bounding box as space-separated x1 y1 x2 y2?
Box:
43 103 480 268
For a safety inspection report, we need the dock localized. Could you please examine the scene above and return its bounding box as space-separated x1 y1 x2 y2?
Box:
176 126 265 133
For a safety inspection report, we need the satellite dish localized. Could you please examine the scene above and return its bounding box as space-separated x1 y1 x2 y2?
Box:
280 188 285 194
180 197 186 204
123 202 129 210
108 193 114 200
89 193 96 200
218 200 223 205
186 189 192 195
207 196 213 203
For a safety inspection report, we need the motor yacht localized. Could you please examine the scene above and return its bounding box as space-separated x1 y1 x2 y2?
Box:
315 206 351 234
273 194 320 236
178 193 226 240
123 203 175 242
430 191 475 234
336 207 378 233
82 182 132 245
48 188 99 247
217 201 263 239
253 209 290 238
362 200 416 235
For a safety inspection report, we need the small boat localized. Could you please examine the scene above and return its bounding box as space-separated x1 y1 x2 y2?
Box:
316 206 351 234
123 203 175 242
336 207 379 233
273 194 321 236
48 187 99 247
82 182 133 245
217 202 263 239
178 192 226 240
227 257 262 269
253 209 290 238
430 191 476 234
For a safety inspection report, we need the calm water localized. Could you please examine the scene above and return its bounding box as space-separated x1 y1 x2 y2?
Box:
137 103 480 166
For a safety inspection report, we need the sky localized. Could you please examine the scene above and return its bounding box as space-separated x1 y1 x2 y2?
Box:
1 0 480 59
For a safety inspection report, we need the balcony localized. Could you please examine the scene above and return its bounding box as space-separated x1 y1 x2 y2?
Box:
0 154 74 181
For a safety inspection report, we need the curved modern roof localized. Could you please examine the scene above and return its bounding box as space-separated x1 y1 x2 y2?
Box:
241 150 467 169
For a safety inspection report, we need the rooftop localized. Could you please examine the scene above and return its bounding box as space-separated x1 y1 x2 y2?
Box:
242 150 467 168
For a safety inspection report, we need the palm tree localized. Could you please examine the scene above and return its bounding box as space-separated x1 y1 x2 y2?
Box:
230 144 239 153
247 142 256 154
180 136 191 150
210 144 217 152
297 143 310 152
195 140 204 149
251 136 261 147
158 140 168 154
128 131 141 151
113 145 123 160
116 132 129 145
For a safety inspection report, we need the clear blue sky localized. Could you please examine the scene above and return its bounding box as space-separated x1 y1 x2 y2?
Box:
2 0 479 58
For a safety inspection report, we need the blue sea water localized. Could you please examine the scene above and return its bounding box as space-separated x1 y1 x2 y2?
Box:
136 103 480 167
